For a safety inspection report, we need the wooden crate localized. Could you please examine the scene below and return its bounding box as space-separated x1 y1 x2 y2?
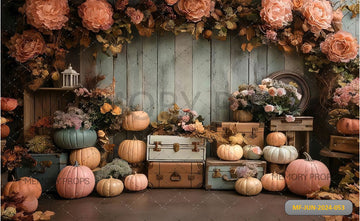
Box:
270 116 313 154
329 135 359 154
210 122 264 157
23 88 75 141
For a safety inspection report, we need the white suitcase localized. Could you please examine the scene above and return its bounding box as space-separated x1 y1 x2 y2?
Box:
147 135 206 162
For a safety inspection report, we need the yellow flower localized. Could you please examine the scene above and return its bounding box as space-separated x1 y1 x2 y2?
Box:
100 103 112 114
194 120 205 133
111 105 122 116
97 130 105 137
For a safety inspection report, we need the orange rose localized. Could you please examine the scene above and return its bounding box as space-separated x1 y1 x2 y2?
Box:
302 0 333 34
301 43 313 53
111 105 122 116
260 0 293 30
320 31 359 63
7 30 46 63
292 0 304 10
78 0 114 32
177 0 214 22
100 103 112 114
25 0 69 30
166 0 179 5
125 7 144 25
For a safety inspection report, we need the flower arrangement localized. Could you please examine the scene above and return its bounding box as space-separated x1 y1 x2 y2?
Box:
1 146 36 171
52 107 92 130
229 78 301 122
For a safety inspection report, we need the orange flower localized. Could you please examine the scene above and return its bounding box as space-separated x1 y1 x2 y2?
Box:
25 0 69 30
166 0 179 5
97 130 105 137
111 105 122 116
7 30 46 63
78 0 114 32
302 0 333 34
194 120 205 133
100 103 112 114
292 0 306 11
301 43 313 53
320 31 359 63
259 85 268 91
260 0 293 30
177 0 214 22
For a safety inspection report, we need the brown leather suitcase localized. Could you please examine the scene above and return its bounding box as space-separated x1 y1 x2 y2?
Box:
148 162 203 188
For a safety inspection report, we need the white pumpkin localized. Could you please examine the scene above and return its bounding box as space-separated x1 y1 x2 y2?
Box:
243 145 263 160
263 145 298 164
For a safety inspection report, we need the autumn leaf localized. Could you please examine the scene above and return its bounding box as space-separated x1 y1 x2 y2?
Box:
246 27 255 41
241 43 247 51
346 193 359 207
307 191 343 200
323 215 343 221
109 44 123 56
96 35 108 44
239 27 246 36
136 24 154 37
195 22 204 40
246 43 254 52
347 3 360 18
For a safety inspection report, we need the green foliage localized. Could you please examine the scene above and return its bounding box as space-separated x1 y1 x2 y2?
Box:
93 158 132 183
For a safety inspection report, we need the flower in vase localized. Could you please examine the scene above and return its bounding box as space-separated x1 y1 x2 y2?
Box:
268 87 277 96
182 123 196 132
264 104 275 112
285 115 296 122
277 88 286 96
182 115 190 123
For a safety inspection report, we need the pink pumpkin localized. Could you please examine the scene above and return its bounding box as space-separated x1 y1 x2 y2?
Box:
285 152 331 196
56 161 95 199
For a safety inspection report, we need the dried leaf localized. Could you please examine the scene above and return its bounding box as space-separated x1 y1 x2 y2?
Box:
307 191 343 200
239 27 246 36
346 193 359 207
158 111 171 123
96 35 108 44
347 4 360 18
323 215 343 221
151 122 158 128
225 21 237 30
246 27 255 41
241 43 247 51
109 44 123 56
103 144 115 152
195 22 205 40
136 24 154 37
246 43 254 52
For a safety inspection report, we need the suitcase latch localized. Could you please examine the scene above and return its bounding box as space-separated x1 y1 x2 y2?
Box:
173 143 180 152
156 174 163 180
250 128 258 139
170 172 181 182
229 168 237 178
192 142 200 152
188 175 195 181
153 141 161 152
212 169 221 178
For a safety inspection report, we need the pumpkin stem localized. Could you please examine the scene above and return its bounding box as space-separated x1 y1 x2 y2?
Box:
133 135 137 140
74 161 80 167
303 152 312 161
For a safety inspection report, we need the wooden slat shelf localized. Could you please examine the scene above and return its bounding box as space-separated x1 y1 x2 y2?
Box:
37 87 79 91
320 148 356 159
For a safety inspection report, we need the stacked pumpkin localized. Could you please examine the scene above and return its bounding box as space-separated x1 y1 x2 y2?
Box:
118 111 150 192
1 98 18 141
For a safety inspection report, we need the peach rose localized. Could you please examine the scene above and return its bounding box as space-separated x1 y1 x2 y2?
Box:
7 30 46 63
266 30 277 41
332 8 343 31
302 0 333 34
177 0 214 22
259 85 268 91
292 0 304 11
78 0 114 32
260 0 293 29
264 104 275 112
115 0 128 11
301 42 313 53
320 31 359 63
277 88 286 96
126 7 144 25
25 0 69 30
268 87 277 96
166 0 179 5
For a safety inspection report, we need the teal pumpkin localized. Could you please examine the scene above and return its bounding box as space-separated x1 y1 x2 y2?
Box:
243 145 263 160
53 128 97 149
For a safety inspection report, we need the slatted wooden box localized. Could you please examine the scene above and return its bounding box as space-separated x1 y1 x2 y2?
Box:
329 135 359 154
270 116 313 154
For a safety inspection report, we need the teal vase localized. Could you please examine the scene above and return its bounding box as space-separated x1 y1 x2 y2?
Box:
53 128 97 149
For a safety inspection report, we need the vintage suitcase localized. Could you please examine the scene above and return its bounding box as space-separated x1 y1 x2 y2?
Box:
329 135 359 154
210 122 264 157
147 135 206 162
205 158 266 190
148 162 203 188
15 153 68 192
270 116 313 154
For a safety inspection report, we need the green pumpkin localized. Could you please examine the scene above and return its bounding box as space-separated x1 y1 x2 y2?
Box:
243 145 263 160
53 128 97 149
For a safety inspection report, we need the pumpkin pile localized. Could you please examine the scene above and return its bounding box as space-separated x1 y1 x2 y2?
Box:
1 97 17 140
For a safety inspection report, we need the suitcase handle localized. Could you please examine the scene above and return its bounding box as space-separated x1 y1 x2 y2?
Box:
222 175 238 182
153 141 161 152
30 160 53 174
170 172 181 182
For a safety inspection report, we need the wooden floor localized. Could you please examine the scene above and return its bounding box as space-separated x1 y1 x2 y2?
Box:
38 189 324 221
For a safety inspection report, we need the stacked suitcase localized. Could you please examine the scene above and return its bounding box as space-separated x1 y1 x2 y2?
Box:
147 121 267 190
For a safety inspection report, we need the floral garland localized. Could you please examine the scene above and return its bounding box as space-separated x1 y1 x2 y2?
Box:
2 0 359 91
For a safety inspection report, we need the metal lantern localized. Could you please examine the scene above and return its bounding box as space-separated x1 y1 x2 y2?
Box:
61 64 80 88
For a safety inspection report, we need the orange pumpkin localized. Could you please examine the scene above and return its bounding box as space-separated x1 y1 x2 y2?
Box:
1 97 18 112
118 140 146 163
285 152 331 196
336 118 359 135
3 177 42 199
122 111 150 131
70 147 101 170
19 195 38 213
217 144 243 161
56 161 95 199
1 124 10 139
124 173 148 191
261 172 286 191
266 132 287 146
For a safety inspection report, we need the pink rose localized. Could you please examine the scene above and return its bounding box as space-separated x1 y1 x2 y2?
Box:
301 42 313 53
260 0 293 29
230 102 239 111
177 0 214 22
126 7 144 25
277 88 286 96
78 0 114 32
248 90 255 95
285 115 296 122
302 0 333 34
266 30 277 41
268 87 277 96
264 104 275 112
320 31 359 63
232 91 240 97
182 115 190 123
25 0 69 30
190 110 198 117
182 124 196 132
